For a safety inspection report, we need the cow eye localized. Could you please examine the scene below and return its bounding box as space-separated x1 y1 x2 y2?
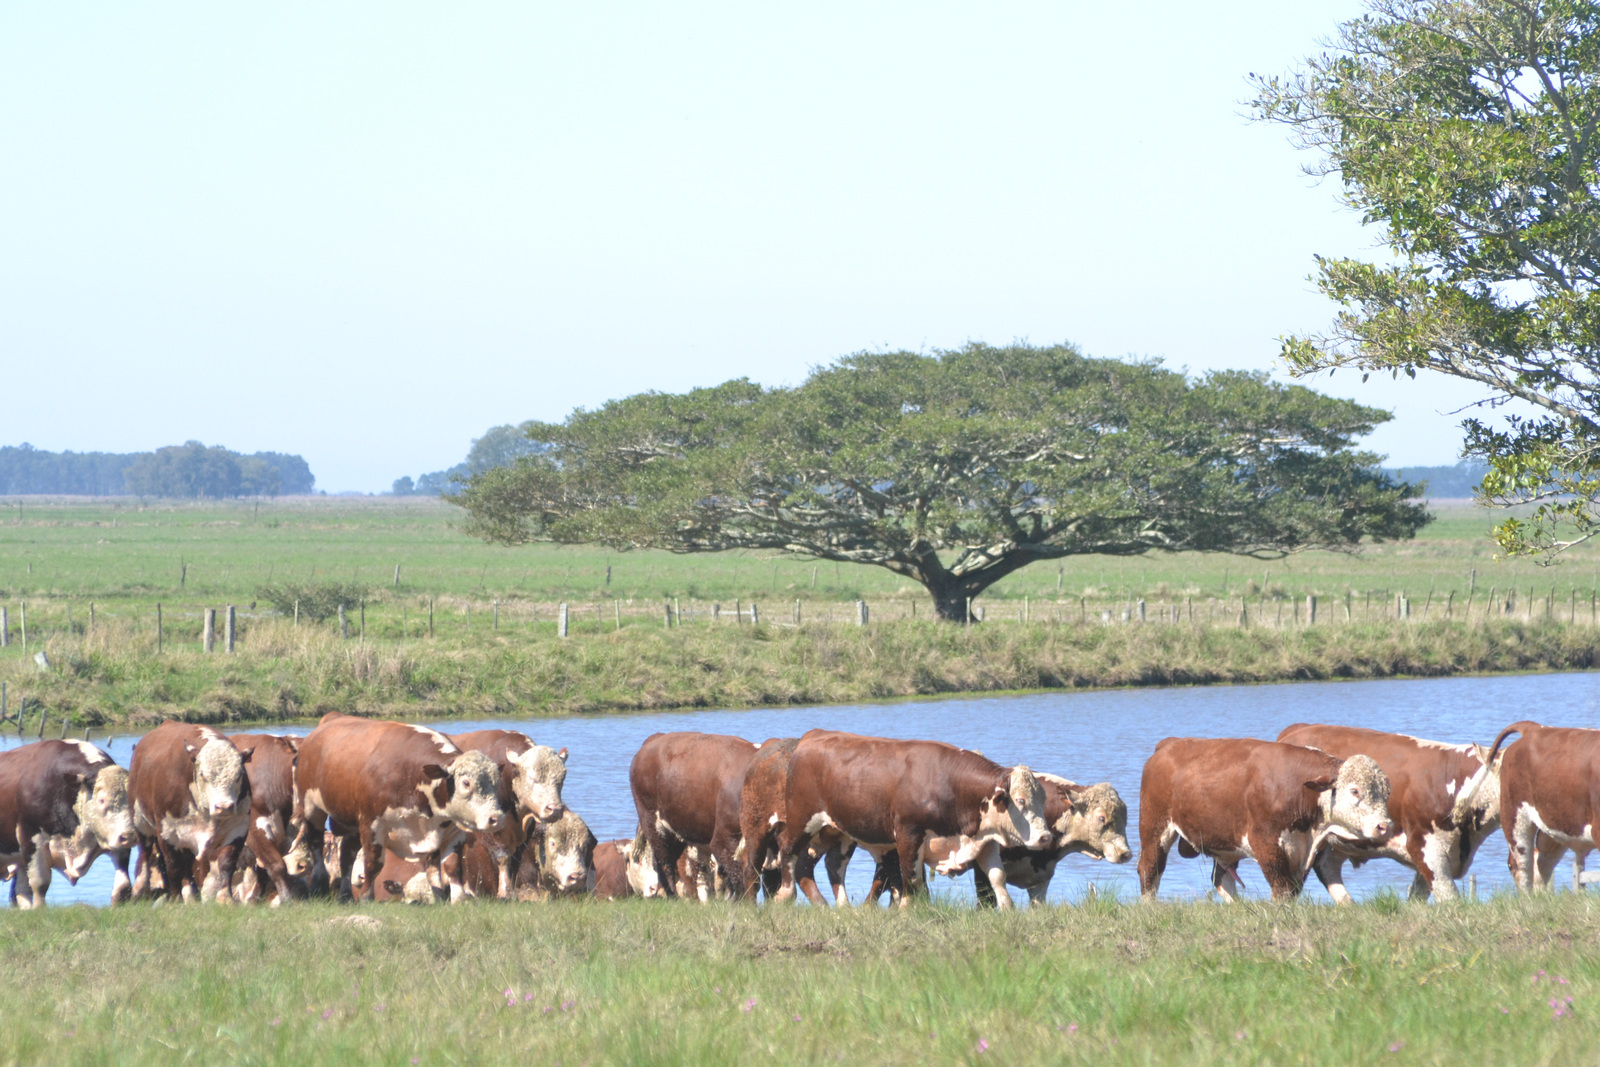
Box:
1349 787 1361 800
459 779 472 794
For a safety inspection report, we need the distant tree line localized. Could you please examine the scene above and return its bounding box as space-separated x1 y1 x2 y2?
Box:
393 423 546 496
1383 461 1488 501
0 442 314 497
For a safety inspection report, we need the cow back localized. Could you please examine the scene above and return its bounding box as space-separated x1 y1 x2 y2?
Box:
299 714 462 825
1278 723 1487 834
1140 736 1343 848
630 732 759 846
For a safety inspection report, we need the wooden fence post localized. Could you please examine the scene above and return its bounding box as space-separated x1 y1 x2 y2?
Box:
394 564 401 588
1307 595 1317 625
615 600 622 631
89 602 95 637
558 603 569 638
156 603 163 653
225 605 236 653
428 598 434 638
750 602 760 625
293 600 299 627
856 600 869 626
19 601 26 653
735 599 743 624
1136 598 1146 623
794 599 802 625
0 605 7 648
339 604 348 639
360 600 366 642
674 598 681 627
203 608 215 653
493 600 499 631
965 597 972 626
713 603 721 624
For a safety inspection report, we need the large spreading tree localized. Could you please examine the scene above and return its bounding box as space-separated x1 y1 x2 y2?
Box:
451 343 1426 620
1255 0 1600 558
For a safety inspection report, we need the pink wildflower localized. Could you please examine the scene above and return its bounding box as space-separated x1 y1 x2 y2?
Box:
976 1039 989 1053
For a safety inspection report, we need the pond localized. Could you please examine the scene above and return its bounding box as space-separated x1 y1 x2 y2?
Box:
9 670 1599 908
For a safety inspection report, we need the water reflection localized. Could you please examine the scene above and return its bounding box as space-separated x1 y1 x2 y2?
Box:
9 671 1598 908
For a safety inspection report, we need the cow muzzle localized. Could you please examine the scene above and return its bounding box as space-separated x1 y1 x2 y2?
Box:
539 803 566 822
480 812 505 832
111 830 137 850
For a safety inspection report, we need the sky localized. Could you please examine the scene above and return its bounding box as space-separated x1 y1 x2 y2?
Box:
0 3 1510 492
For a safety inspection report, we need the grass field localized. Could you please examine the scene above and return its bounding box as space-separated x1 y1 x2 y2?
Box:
2 496 1599 728
4 892 1598 1066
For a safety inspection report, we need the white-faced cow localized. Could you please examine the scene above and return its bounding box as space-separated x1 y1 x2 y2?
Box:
377 808 596 902
200 734 310 904
447 729 569 898
297 713 505 903
1277 723 1499 902
775 730 1050 909
593 831 666 900
1138 737 1392 901
1484 721 1600 892
128 722 253 903
630 731 760 900
0 739 136 908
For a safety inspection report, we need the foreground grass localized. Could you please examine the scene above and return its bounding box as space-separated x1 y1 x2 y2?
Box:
4 615 1599 728
4 894 1598 1065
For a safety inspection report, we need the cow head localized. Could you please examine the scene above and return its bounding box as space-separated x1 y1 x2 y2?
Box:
625 830 664 898
1317 755 1392 841
421 750 505 833
541 809 596 894
73 764 136 853
188 736 248 817
506 744 568 823
977 766 1051 851
1054 781 1131 864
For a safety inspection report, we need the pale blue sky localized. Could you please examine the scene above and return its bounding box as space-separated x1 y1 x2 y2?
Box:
1 3 1503 491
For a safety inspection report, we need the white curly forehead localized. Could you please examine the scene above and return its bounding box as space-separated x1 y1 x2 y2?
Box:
520 745 567 782
1337 755 1388 798
195 737 243 785
546 809 590 850
1008 765 1043 807
95 764 129 798
449 749 498 782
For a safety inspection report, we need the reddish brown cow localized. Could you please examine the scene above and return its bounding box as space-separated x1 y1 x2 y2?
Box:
128 722 253 903
1277 723 1499 902
210 734 309 903
1138 737 1392 901
736 737 799 900
0 740 136 908
630 731 761 899
592 833 665 900
775 730 1050 909
297 714 505 903
447 729 569 898
1484 721 1600 892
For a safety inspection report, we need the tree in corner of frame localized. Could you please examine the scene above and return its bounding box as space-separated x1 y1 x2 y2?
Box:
450 342 1429 621
1254 0 1600 559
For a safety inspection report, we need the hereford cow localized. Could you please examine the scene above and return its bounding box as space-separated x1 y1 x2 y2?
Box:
128 722 253 903
630 731 760 900
775 730 1050 909
448 729 569 898
0 740 136 908
377 808 595 901
737 737 799 900
1277 723 1500 902
196 734 311 904
1138 737 1392 901
297 714 505 903
593 832 665 900
1484 721 1600 892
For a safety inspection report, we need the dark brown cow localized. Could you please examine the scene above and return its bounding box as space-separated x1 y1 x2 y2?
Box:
297 714 505 903
447 729 568 898
1277 723 1499 902
211 734 310 903
0 740 136 908
630 731 761 899
1137 737 1392 901
775 730 1050 909
128 722 253 903
1484 721 1600 892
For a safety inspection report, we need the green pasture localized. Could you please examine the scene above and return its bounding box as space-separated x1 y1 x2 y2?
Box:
3 892 1597 1066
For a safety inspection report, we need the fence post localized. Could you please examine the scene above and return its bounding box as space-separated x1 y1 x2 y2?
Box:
664 601 672 628
1307 595 1317 625
360 600 366 642
1445 591 1454 618
674 598 681 627
1136 598 1146 623
156 603 163 653
428 598 434 638
751 602 760 625
1 682 5 723
965 597 972 626
615 600 622 631
0 605 7 647
394 564 401 588
493 600 499 631
225 605 236 653
713 603 721 624
339 604 348 639
558 603 569 638
203 608 215 653
795 599 802 625
1024 595 1030 623
735 599 743 624
19 601 26 652
89 602 95 637
856 600 869 626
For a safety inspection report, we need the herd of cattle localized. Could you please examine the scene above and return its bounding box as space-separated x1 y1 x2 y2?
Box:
0 711 1595 909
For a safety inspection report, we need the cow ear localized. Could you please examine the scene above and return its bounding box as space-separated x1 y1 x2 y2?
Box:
65 772 89 788
557 748 569 763
184 743 197 755
991 784 1010 810
421 764 448 780
1304 776 1336 793
505 748 525 767
237 748 253 764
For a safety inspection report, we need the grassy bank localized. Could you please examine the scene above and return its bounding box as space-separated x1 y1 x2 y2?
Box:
4 893 1598 1065
2 614 1597 729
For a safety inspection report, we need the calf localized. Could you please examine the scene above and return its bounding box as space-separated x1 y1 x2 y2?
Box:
776 730 1050 909
1484 721 1600 892
593 832 665 900
128 722 253 902
0 739 136 908
1277 723 1499 902
204 734 310 904
298 713 505 903
630 731 760 900
1138 737 1392 901
448 730 569 898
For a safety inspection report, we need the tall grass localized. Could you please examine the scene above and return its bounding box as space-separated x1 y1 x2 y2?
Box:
2 893 1597 1065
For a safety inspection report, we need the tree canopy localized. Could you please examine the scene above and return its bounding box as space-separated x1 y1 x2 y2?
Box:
451 343 1426 619
1254 0 1600 558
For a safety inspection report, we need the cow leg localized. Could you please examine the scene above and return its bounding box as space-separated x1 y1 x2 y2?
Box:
822 840 853 907
709 826 744 903
247 827 303 903
357 826 383 903
1312 850 1354 905
1535 837 1567 893
1138 825 1177 900
1248 835 1300 901
976 841 1011 910
894 831 927 907
479 835 513 900
335 829 360 903
1509 805 1540 893
1574 848 1592 892
166 845 197 902
109 847 133 905
1211 860 1245 903
1407 829 1458 902
131 838 156 900
439 848 465 903
16 827 48 909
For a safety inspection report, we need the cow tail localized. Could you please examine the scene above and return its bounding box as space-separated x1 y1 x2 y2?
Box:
1483 722 1538 770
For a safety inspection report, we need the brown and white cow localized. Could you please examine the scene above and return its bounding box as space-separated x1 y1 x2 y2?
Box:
128 722 253 903
736 737 800 901
0 739 136 908
1484 721 1600 892
593 831 666 900
297 714 505 903
377 808 596 902
630 731 760 900
1138 737 1392 901
447 729 569 898
1277 723 1499 902
776 730 1050 909
200 734 311 905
